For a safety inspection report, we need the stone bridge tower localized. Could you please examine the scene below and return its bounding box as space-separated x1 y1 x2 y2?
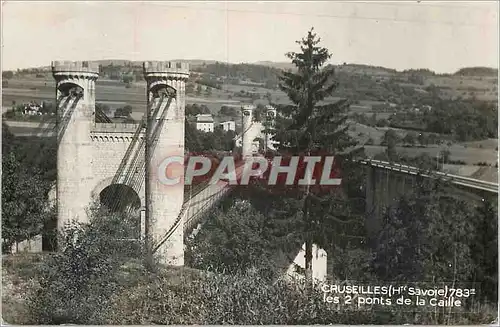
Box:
144 61 189 265
53 61 99 229
241 104 254 159
265 105 277 151
53 61 189 266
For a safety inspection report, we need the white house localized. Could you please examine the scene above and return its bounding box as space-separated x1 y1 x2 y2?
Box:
195 114 214 132
220 121 236 132
22 102 42 115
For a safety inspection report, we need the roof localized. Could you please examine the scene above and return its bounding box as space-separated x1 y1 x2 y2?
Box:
196 114 214 123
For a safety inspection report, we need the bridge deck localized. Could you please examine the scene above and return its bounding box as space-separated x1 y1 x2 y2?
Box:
360 159 498 193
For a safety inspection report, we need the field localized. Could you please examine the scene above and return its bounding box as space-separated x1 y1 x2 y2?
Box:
349 122 424 144
425 75 497 101
3 77 313 123
441 164 498 183
363 144 497 166
3 77 350 121
3 77 252 118
460 138 498 150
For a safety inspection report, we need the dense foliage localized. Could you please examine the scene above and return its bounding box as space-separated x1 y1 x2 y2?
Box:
387 98 498 141
185 120 236 152
15 182 495 324
25 204 142 324
183 28 498 323
2 124 55 252
186 199 282 279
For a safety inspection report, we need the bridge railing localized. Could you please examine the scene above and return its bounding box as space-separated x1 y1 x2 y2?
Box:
90 123 141 133
183 182 232 234
359 159 498 193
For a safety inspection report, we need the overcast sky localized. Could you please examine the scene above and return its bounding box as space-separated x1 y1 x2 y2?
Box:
2 1 498 73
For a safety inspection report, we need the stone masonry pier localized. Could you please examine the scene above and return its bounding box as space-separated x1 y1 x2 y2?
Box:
364 163 489 243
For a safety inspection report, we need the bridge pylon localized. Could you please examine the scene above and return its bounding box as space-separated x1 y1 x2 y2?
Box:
52 61 99 232
143 61 189 266
241 104 255 159
264 105 277 151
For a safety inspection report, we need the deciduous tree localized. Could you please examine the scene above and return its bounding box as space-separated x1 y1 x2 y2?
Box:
2 150 50 252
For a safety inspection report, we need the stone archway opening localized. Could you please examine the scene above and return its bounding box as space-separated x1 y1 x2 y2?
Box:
149 83 176 99
56 82 84 125
99 184 141 239
57 82 84 99
253 137 264 153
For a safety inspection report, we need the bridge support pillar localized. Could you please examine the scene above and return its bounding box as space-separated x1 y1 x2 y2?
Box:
365 166 405 244
264 105 277 151
53 61 99 235
144 61 189 266
363 160 498 249
241 105 255 159
365 165 379 242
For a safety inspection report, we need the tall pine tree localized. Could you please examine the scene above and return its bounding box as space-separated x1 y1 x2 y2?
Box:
268 28 363 283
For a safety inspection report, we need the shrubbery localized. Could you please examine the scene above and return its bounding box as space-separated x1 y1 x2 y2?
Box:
185 202 282 279
25 203 142 324
5 189 495 325
105 269 381 325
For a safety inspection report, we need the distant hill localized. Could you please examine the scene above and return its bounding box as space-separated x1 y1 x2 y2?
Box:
174 59 219 64
454 67 498 77
14 60 499 80
254 61 297 71
335 64 397 76
93 59 137 67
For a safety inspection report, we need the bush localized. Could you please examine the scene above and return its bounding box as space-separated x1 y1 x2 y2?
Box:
185 205 279 279
104 269 377 325
25 203 142 324
8 198 497 325
102 268 496 325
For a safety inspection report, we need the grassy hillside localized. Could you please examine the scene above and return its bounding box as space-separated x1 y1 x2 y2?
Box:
254 61 296 71
454 67 498 77
3 253 496 325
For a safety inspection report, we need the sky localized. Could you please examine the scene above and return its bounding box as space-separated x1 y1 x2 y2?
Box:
1 1 498 73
